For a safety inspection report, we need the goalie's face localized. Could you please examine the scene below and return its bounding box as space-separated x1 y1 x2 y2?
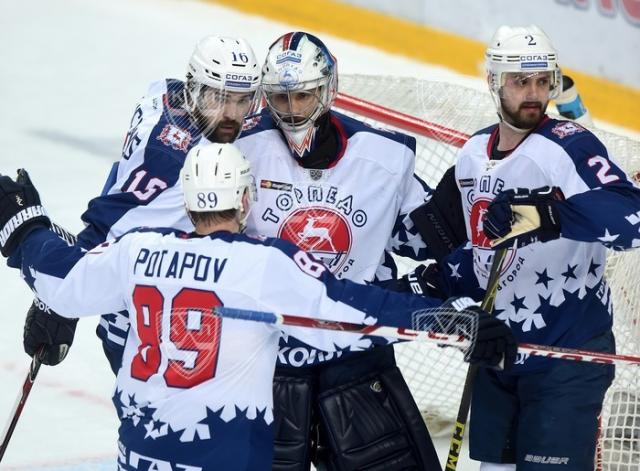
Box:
498 71 552 130
192 86 255 142
266 87 323 128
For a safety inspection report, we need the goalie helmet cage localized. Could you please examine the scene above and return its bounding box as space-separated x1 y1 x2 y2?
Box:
335 75 640 471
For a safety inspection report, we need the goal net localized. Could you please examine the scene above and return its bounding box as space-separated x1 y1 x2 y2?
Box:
335 74 640 470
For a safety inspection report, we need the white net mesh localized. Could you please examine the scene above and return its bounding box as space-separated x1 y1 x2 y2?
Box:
336 74 640 467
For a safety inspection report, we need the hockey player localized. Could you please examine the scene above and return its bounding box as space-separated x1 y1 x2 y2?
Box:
234 32 447 470
438 25 640 471
17 32 448 470
15 35 261 370
0 145 516 471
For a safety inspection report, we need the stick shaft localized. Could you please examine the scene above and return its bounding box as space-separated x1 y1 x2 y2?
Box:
0 355 42 462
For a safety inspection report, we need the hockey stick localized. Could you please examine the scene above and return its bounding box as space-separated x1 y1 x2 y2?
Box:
0 348 43 462
0 224 77 462
214 306 471 348
444 247 508 471
213 304 640 366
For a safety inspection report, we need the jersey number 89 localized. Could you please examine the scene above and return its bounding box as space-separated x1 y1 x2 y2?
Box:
130 285 222 388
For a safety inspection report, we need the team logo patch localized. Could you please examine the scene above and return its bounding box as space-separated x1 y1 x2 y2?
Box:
156 124 191 152
469 197 517 278
279 207 352 272
469 198 493 249
551 121 586 139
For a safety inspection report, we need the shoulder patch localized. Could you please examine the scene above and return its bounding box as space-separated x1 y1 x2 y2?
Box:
156 124 192 152
551 121 586 139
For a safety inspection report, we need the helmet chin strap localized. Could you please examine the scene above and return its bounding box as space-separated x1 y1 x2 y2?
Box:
498 111 533 134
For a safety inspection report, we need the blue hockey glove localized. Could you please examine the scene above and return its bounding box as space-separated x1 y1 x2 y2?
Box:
0 169 51 257
483 186 564 249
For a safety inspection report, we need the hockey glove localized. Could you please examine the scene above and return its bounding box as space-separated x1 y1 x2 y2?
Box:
483 186 564 249
442 297 516 370
24 298 78 366
0 169 51 257
402 263 447 299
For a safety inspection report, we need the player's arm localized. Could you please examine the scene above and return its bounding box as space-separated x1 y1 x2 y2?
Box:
386 138 432 262
77 144 185 249
259 238 514 368
0 171 128 317
484 133 640 249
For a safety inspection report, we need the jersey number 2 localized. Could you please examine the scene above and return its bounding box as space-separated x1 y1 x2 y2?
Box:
130 285 223 388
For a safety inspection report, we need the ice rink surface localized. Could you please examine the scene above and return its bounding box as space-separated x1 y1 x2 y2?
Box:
0 0 635 469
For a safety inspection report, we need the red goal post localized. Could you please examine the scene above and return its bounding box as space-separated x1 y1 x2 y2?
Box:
335 74 640 470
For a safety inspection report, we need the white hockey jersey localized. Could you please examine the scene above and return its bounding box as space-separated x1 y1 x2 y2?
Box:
69 80 431 371
452 117 640 372
17 228 441 470
236 110 431 367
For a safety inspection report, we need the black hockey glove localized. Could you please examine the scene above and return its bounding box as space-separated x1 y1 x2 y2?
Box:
483 186 564 249
24 298 78 366
442 297 516 370
402 263 447 299
0 169 51 257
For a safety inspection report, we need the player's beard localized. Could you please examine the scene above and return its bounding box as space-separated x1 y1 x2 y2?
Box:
500 99 548 130
195 111 242 143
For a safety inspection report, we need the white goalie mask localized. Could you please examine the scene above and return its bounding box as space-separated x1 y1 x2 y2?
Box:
180 143 256 226
184 36 260 141
486 25 562 131
261 32 338 157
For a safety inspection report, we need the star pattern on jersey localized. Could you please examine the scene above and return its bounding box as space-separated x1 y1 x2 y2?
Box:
561 264 578 283
588 259 601 277
389 214 427 259
535 269 553 289
448 262 462 280
23 265 37 288
144 418 169 440
510 294 528 314
598 229 619 244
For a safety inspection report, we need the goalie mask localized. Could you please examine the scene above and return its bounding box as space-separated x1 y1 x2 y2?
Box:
184 36 260 142
486 25 561 132
261 32 338 158
180 143 256 228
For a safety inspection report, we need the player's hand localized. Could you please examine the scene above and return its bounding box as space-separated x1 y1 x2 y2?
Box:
403 263 446 299
24 298 78 366
0 169 51 257
483 186 564 249
443 297 516 370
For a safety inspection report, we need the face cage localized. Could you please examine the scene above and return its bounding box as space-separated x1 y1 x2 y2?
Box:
263 77 334 133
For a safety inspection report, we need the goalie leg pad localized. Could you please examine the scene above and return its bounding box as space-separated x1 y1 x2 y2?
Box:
271 368 315 471
315 347 441 470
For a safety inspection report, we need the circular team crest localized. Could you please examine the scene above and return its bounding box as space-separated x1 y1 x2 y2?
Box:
469 198 516 278
278 207 352 272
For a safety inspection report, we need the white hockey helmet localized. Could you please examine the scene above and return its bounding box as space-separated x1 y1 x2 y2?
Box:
180 143 256 225
187 36 260 94
486 25 561 97
261 32 338 135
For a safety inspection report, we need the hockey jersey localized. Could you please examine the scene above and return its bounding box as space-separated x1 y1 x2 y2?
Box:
452 117 640 373
16 228 442 471
235 109 431 367
72 79 431 370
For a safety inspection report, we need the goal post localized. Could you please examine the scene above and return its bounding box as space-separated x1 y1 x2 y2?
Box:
335 74 640 470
